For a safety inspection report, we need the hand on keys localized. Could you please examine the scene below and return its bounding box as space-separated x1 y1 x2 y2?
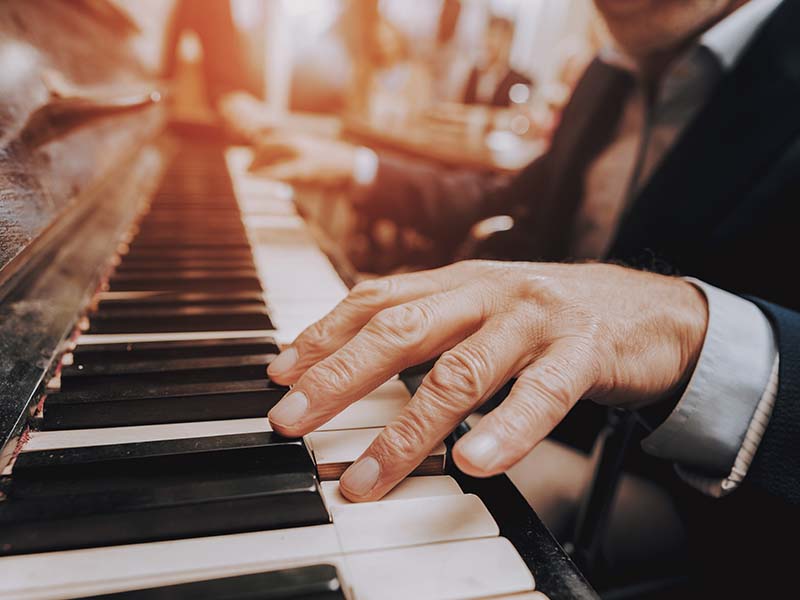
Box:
267 261 708 501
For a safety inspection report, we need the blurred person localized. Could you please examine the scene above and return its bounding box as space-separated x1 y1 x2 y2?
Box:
462 15 534 108
258 0 800 594
162 0 273 140
364 15 434 122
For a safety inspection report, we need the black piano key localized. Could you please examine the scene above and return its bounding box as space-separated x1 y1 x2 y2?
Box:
74 565 345 599
132 227 244 237
109 268 259 281
107 274 263 292
130 238 251 249
135 218 246 228
133 228 248 240
65 348 278 378
130 239 253 249
114 266 257 278
43 379 285 429
110 268 258 279
111 267 258 283
140 209 243 219
86 305 274 334
114 260 256 273
12 432 307 482
122 248 254 261
47 378 283 405
95 291 265 310
59 354 279 391
92 299 266 314
139 220 241 227
71 336 279 364
0 472 329 555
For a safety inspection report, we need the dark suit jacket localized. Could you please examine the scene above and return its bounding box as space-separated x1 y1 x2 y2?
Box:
462 66 533 107
362 1 800 591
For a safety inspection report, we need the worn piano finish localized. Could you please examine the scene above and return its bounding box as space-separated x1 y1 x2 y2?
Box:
0 3 597 599
0 0 167 465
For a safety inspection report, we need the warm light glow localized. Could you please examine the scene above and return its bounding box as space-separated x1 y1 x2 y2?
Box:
509 82 531 105
0 41 39 89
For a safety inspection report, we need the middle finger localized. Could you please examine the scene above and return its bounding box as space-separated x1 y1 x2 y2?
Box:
267 286 485 437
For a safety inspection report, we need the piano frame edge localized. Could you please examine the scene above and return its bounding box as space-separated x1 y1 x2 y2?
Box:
0 132 174 470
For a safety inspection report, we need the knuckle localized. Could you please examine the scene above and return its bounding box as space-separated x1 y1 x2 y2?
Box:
374 413 430 461
426 346 489 402
516 273 567 306
490 404 539 443
368 303 430 346
307 355 356 394
527 359 577 413
298 318 334 355
348 278 395 307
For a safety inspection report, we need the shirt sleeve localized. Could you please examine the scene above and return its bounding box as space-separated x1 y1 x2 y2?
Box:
352 146 380 186
641 279 779 495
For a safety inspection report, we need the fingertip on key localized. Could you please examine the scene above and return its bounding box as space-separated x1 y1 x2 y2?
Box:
340 456 381 500
453 432 500 477
267 347 298 380
267 390 309 430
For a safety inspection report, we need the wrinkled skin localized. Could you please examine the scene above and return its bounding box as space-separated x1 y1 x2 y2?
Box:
267 261 708 501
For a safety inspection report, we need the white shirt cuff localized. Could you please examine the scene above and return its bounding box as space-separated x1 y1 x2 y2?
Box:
353 146 379 186
641 279 778 477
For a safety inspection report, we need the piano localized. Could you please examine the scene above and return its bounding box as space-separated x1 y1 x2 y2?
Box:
0 3 597 599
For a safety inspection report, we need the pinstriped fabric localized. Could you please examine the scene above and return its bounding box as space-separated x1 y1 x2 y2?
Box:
676 354 780 497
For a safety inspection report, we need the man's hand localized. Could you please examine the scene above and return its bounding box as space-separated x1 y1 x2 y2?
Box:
250 134 358 188
266 261 708 501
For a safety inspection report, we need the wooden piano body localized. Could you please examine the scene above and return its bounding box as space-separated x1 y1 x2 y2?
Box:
0 3 596 599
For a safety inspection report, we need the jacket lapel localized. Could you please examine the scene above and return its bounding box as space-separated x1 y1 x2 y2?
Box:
526 58 635 259
609 0 800 266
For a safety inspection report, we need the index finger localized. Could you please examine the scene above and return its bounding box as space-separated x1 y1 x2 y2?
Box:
267 286 484 437
267 266 474 385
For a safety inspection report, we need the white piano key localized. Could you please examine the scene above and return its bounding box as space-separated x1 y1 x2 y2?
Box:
27 390 408 453
344 537 536 600
320 395 406 431
331 494 498 553
76 329 276 346
1 525 342 600
482 593 549 600
321 475 462 507
307 427 447 480
20 420 268 454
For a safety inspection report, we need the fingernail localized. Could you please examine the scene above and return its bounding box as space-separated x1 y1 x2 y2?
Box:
458 433 499 470
268 347 298 376
341 457 380 497
268 391 308 426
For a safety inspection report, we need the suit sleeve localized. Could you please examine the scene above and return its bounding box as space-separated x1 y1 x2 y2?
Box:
352 149 550 247
741 299 800 504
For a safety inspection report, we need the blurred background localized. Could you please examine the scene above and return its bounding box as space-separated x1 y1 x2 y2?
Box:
109 0 610 274
120 0 603 122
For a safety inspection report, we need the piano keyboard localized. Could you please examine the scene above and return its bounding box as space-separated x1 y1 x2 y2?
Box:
0 142 540 600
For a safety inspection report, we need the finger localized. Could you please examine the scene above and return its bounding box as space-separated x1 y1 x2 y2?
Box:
249 143 298 170
453 341 597 477
252 161 310 184
267 266 472 384
268 285 489 437
338 317 536 501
